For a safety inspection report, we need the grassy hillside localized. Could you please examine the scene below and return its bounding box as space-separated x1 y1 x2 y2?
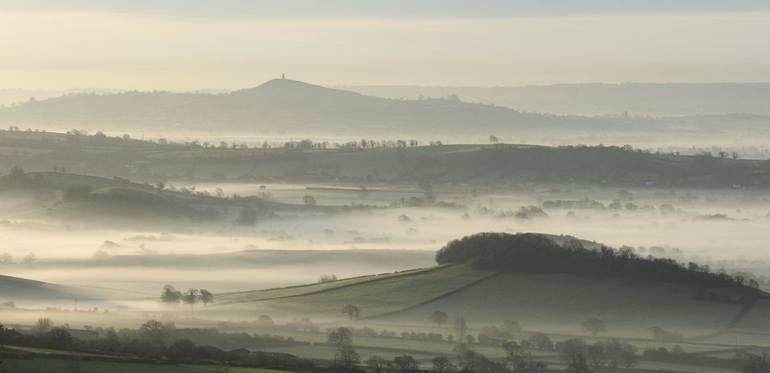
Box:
0 274 89 302
212 265 496 319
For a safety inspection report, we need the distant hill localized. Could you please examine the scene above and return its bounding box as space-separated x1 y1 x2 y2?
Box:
342 82 770 116
0 79 608 134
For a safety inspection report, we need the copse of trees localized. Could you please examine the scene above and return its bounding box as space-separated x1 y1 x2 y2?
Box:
160 285 214 311
436 233 762 298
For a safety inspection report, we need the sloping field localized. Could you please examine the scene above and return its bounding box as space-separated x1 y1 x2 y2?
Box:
211 264 495 319
0 274 86 301
215 267 440 304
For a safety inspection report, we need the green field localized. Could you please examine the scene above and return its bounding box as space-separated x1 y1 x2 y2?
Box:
2 358 289 373
215 266 447 304
212 264 494 319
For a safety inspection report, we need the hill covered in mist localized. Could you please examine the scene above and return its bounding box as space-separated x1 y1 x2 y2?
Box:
343 82 770 116
0 274 96 303
0 79 610 134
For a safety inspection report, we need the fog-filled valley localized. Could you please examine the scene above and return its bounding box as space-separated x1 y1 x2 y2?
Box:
4 2 770 372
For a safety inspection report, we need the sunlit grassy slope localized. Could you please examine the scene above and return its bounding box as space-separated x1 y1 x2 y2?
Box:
216 267 444 304
215 264 747 337
212 265 495 319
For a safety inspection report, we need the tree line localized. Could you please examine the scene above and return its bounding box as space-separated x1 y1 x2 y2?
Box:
0 320 314 372
436 233 762 299
160 285 214 314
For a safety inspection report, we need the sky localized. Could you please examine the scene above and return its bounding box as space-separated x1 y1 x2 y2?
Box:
1 0 769 90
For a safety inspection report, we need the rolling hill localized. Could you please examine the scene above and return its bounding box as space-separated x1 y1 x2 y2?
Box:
3 130 770 189
211 233 758 338
0 274 101 302
0 171 317 224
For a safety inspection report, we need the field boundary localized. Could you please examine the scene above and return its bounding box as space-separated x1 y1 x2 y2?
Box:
365 271 502 320
216 265 453 305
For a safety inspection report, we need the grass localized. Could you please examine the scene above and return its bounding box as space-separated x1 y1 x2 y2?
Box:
385 272 746 337
213 264 495 319
215 267 444 304
4 345 120 358
2 358 290 373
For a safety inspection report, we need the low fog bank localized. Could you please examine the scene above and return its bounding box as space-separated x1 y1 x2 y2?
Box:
3 184 770 297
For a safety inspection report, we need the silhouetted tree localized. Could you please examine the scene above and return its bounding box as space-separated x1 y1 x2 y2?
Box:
181 288 200 315
33 318 52 336
139 320 168 347
365 355 389 373
341 304 360 320
392 355 418 373
199 289 214 306
582 317 606 337
328 327 359 368
160 285 182 305
431 310 449 327
431 356 457 373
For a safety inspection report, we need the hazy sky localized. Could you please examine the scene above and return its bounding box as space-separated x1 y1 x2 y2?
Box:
1 0 769 90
